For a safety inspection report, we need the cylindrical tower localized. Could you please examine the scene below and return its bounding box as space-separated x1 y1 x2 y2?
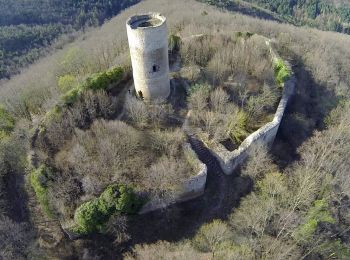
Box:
126 13 170 102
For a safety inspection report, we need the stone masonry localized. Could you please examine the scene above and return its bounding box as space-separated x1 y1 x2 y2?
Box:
126 13 170 102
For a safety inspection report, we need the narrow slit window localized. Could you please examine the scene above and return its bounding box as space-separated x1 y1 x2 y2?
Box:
152 65 159 72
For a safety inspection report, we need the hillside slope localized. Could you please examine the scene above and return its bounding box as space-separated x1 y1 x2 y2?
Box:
0 0 139 79
0 0 349 258
202 0 350 33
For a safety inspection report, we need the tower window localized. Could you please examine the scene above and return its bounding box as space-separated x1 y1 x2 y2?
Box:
152 64 159 72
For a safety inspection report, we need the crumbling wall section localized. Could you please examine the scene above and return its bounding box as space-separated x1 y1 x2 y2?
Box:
211 74 296 174
185 37 296 175
139 143 207 214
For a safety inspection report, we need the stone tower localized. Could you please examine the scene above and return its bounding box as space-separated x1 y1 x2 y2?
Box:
126 13 170 101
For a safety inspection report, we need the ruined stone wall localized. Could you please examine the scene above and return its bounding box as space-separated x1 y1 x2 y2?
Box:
139 35 295 214
126 13 170 101
183 36 296 175
209 39 296 174
211 75 295 174
139 143 207 214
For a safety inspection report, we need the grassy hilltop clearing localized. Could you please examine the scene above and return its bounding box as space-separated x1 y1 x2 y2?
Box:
0 0 350 259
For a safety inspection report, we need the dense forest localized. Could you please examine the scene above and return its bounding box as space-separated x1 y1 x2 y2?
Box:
0 0 139 79
1 0 350 259
202 0 350 33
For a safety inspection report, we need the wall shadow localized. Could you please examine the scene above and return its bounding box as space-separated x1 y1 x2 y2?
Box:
271 58 340 168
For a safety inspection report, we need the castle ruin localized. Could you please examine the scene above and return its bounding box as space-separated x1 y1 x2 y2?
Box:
126 13 170 101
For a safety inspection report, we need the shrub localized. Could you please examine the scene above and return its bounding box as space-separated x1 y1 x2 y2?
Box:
235 31 252 38
43 105 62 124
324 99 350 127
126 241 200 260
180 35 218 67
256 171 287 198
147 103 174 128
0 130 30 214
188 83 211 111
273 58 291 86
74 199 105 233
210 88 229 113
188 83 211 96
317 240 350 259
206 44 234 84
116 185 143 214
0 216 34 260
36 106 74 153
150 128 186 157
59 47 92 77
29 165 54 218
294 199 335 242
84 72 109 91
125 96 148 125
193 220 232 255
38 90 118 153
19 85 52 116
105 214 130 244
0 106 15 139
242 143 277 180
106 67 125 83
142 156 190 198
245 84 279 128
62 66 125 105
74 184 142 234
55 119 154 193
70 90 118 128
226 110 249 145
57 74 77 93
169 34 181 53
62 88 80 105
83 67 124 91
184 145 201 172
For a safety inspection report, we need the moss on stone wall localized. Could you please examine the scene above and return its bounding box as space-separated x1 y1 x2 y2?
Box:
273 58 291 86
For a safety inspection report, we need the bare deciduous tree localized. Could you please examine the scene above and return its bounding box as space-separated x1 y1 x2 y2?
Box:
193 220 233 257
125 96 148 126
242 142 277 180
210 87 229 113
0 216 34 260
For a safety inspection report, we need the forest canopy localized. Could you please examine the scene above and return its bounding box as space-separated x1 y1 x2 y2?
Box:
202 0 350 34
0 0 139 79
0 0 350 258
